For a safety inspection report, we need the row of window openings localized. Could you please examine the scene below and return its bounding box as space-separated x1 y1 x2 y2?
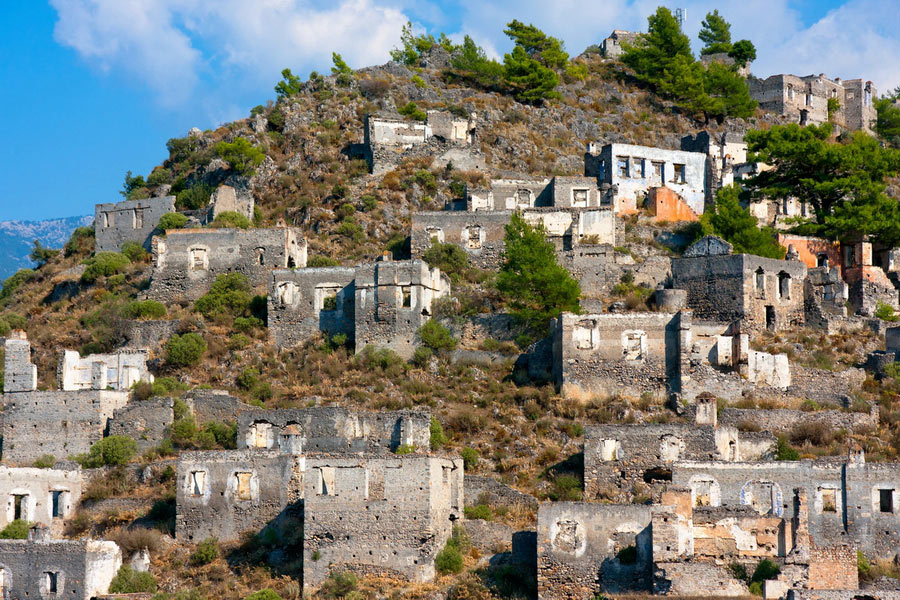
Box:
189 248 286 271
786 86 872 107
754 269 792 300
689 485 896 514
8 492 65 520
101 209 144 229
615 158 686 183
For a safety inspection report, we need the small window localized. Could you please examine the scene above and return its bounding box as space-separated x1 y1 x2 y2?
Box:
425 227 444 243
821 488 836 513
787 85 794 100
516 189 533 208
465 226 483 250
277 282 296 306
805 93 812 106
190 471 206 496
755 267 765 292
652 161 664 181
817 254 829 268
672 164 686 183
235 472 252 501
880 488 893 513
572 189 589 208
45 572 58 595
617 157 629 178
189 247 208 271
322 294 338 311
635 158 646 178
847 92 855 100
134 208 144 229
51 491 63 518
256 248 265 266
401 286 412 307
622 330 646 361
318 467 336 496
12 494 26 521
102 212 110 228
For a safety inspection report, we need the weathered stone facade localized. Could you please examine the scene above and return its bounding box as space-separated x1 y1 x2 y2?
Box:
57 349 153 391
586 142 707 215
749 74 876 134
600 30 640 58
0 467 81 537
94 196 176 253
108 397 175 453
3 332 37 394
268 258 450 359
148 226 307 300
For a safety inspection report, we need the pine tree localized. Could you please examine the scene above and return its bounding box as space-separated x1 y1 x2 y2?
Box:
729 40 757 67
503 20 569 70
496 213 581 333
701 185 785 259
503 45 560 104
622 7 693 88
698 10 732 55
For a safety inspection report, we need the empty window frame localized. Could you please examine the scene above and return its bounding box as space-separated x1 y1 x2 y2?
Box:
672 164 686 184
652 161 664 182
820 488 837 513
572 188 589 208
318 467 336 496
634 158 646 178
465 226 483 250
778 271 791 300
51 491 64 518
234 472 253 501
880 488 894 513
190 471 206 496
189 247 209 271
134 208 144 229
755 267 765 292
44 572 58 595
616 157 630 178
12 494 27 521
401 286 412 307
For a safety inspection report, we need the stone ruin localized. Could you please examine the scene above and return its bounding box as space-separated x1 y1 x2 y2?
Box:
57 348 153 392
268 256 450 359
148 226 307 301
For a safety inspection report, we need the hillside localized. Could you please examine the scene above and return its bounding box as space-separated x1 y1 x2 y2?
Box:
3 29 900 600
0 215 91 280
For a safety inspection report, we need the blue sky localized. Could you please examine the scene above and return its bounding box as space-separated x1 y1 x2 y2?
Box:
1 0 897 223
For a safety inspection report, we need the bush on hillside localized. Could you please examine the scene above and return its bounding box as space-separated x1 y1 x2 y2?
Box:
422 242 469 280
81 252 131 284
0 520 30 539
77 435 137 467
418 320 457 353
109 566 157 594
210 211 251 229
215 138 265 177
121 300 167 320
121 241 149 262
165 333 207 367
64 226 95 257
157 212 188 232
194 273 253 319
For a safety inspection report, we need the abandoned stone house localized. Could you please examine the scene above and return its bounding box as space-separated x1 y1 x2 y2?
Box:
0 525 121 600
1 334 129 464
0 467 81 537
237 407 430 453
680 130 750 200
268 257 450 358
585 142 707 215
599 30 640 58
94 195 176 253
147 226 307 301
582 396 774 503
411 176 617 269
537 486 859 599
749 74 876 134
361 111 481 175
57 348 153 392
175 449 463 591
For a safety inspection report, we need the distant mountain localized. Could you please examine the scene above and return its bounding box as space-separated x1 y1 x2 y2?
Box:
0 215 93 281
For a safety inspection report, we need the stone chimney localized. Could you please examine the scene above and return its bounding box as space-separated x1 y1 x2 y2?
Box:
695 392 717 427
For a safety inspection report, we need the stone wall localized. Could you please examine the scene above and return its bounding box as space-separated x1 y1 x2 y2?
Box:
57 349 153 391
719 406 877 434
94 196 175 253
808 544 858 590
362 112 480 175
182 389 254 424
464 475 538 510
302 455 463 590
268 266 356 348
0 534 121 600
175 450 299 543
148 227 307 301
537 502 652 598
1 391 129 465
0 466 82 537
237 407 430 453
122 320 178 349
108 398 174 453
3 334 37 393
553 311 689 400
411 210 512 269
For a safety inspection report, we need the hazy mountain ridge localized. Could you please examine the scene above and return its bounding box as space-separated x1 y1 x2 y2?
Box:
0 215 92 280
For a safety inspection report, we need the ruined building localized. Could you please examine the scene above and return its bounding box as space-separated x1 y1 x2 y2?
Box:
94 196 176 253
749 74 876 134
148 226 307 301
361 111 482 175
1 335 129 464
57 348 153 392
411 176 617 269
0 525 121 600
175 407 462 592
599 30 641 58
268 257 450 358
0 466 82 537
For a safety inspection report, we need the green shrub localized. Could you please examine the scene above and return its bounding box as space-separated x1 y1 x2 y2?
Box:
77 435 138 467
330 333 348 347
237 367 260 390
394 444 416 455
464 504 492 521
81 252 131 284
121 300 167 320
64 226 95 257
195 273 253 319
0 318 10 337
775 435 800 461
215 137 265 176
361 194 378 212
411 75 426 88
165 333 207 367
422 242 469 279
411 346 433 367
748 581 763 597
418 320 457 352
616 545 637 564
308 255 341 267
337 219 365 243
399 102 427 121
858 550 872 580
30 240 60 267
548 474 582 501
109 565 158 593
121 241 149 262
355 345 404 372
0 520 30 539
876 302 898 321
175 183 213 211
319 571 358 598
244 590 282 600
4 314 25 329
233 316 264 332
0 269 35 302
429 417 447 450
460 447 479 470
190 537 220 565
32 455 55 469
157 212 188 231
147 167 173 187
210 210 252 229
435 540 464 575
750 558 781 586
